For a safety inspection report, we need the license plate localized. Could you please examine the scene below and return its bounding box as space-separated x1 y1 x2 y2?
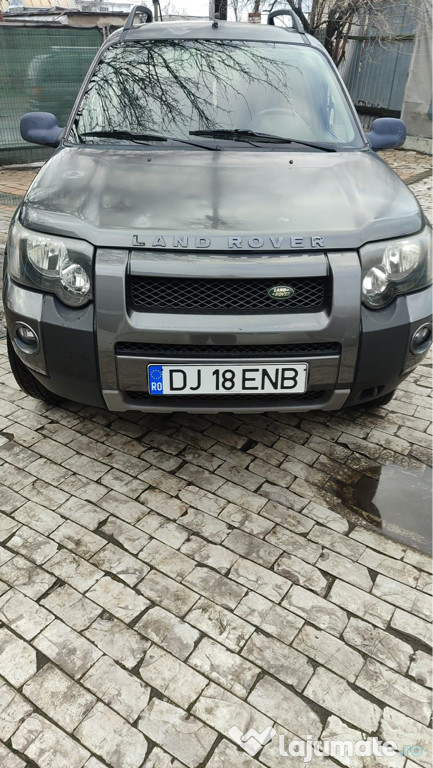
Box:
148 363 308 396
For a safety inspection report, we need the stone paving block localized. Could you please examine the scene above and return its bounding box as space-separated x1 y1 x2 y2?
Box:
138 697 217 768
90 543 149 586
74 701 147 768
145 746 187 768
403 548 432 573
258 482 309 513
135 606 200 660
260 500 313 534
139 644 207 708
187 596 253 651
372 574 432 621
178 507 231 544
379 707 432 768
99 516 150 553
391 608 432 648
140 538 196 579
316 549 373 591
219 503 274 536
82 655 150 722
44 550 103 592
137 511 189 549
417 571 432 594
215 481 267 513
0 554 56 599
0 588 54 639
229 557 290 602
408 650 432 688
0 463 34 492
0 627 37 687
329 579 394 629
137 569 199 616
60 474 108 504
0 743 26 768
139 488 188 519
180 535 239 573
51 521 105 559
206 740 262 768
307 525 365 560
7 524 58 564
192 681 273 745
183 565 246 610
292 624 364 683
243 631 313 691
26 456 73 485
343 617 413 674
84 614 150 669
235 591 304 644
23 664 96 732
359 548 420 588
266 525 322 564
34 620 102 679
13 500 63 534
12 713 90 768
41 584 102 631
85 575 149 623
223 529 281 568
282 585 348 636
55 497 108 530
0 679 33 740
248 675 321 739
320 715 405 768
349 527 406 559
178 485 227 516
274 553 329 595
97 490 147 524
189 636 259 699
356 658 431 725
215 462 263 492
304 666 381 733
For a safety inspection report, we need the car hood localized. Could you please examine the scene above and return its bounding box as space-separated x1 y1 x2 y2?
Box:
22 146 422 250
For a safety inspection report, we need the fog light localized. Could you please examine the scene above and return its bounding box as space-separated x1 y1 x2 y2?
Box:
14 323 39 354
410 324 432 354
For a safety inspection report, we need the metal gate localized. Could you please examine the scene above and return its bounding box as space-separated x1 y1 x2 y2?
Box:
340 0 417 127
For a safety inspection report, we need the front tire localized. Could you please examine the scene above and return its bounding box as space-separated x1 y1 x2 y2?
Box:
7 333 61 405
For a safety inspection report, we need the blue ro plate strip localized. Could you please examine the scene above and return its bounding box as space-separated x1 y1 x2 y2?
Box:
148 365 164 395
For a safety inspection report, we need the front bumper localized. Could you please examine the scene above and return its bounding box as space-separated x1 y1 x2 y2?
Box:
4 248 432 413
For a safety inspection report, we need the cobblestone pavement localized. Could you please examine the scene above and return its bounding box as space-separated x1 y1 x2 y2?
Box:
0 154 431 768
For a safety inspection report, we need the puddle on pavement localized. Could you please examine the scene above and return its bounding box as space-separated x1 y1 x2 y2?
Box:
331 464 432 554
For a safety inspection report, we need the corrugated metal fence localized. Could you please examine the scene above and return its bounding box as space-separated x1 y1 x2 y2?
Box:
0 25 102 166
340 1 417 128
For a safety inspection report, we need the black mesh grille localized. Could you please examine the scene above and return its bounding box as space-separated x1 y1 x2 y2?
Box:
124 390 327 404
127 276 330 314
116 342 340 358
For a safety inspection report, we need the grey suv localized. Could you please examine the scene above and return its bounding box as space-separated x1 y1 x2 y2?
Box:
3 6 432 413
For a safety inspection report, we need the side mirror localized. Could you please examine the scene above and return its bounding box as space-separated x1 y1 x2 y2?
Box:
366 118 406 151
20 112 63 147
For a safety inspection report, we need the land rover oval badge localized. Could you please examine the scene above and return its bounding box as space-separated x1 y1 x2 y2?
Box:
268 285 295 300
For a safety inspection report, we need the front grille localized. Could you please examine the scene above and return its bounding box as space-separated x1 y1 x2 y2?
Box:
124 390 326 403
116 342 340 358
127 276 330 314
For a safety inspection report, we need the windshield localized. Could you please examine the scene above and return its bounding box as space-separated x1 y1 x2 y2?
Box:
70 39 363 149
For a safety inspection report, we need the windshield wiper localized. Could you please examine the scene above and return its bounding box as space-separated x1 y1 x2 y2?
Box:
190 129 337 152
80 130 219 151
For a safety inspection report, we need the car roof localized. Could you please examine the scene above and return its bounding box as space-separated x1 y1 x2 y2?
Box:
107 19 319 48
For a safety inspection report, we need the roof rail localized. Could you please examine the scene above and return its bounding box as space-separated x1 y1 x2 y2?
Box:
267 8 304 33
121 5 153 39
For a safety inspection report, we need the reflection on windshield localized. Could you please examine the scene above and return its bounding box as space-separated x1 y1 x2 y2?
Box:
71 40 361 148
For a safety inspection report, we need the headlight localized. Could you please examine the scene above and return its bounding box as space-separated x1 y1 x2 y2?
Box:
7 220 93 307
361 227 432 309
